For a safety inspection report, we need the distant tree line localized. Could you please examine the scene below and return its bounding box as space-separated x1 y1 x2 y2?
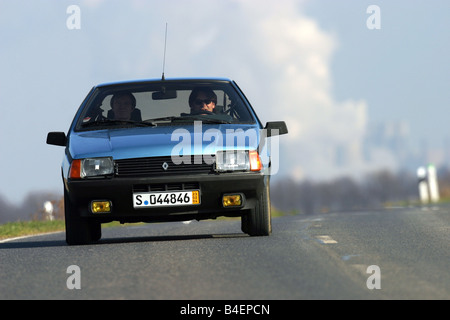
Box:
271 167 450 215
0 192 63 224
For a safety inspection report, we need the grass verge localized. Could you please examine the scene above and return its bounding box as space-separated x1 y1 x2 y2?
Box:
0 220 66 241
0 220 131 241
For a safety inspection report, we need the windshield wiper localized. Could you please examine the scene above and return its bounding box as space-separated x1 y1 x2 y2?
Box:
142 114 233 125
143 116 177 124
81 119 155 128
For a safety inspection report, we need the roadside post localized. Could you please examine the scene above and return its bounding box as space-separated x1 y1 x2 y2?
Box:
427 164 440 203
43 201 55 221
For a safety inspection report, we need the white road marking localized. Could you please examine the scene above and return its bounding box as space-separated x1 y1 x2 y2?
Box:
315 235 338 244
0 231 63 244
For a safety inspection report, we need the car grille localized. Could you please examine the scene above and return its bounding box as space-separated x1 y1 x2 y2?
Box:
115 155 215 177
133 182 200 193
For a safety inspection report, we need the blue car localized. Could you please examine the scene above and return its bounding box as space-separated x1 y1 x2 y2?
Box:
47 78 287 245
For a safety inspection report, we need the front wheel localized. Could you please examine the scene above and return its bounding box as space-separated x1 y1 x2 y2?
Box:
242 183 271 236
64 190 101 245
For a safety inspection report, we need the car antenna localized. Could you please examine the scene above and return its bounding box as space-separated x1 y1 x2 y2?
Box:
161 23 168 81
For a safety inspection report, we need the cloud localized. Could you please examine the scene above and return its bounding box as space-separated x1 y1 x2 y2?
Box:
190 0 372 180
81 0 106 8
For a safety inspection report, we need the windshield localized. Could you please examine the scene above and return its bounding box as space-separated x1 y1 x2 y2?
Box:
75 80 256 131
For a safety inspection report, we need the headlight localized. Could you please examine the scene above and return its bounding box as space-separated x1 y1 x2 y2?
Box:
215 150 261 172
69 157 114 179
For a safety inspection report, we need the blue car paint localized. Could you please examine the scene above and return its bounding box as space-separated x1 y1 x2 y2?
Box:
62 124 266 182
68 123 261 160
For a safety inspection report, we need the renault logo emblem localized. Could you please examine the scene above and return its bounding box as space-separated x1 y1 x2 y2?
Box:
162 162 169 171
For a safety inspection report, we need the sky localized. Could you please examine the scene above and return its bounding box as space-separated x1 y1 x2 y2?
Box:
0 0 449 204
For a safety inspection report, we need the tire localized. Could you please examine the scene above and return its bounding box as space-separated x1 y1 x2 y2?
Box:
64 190 101 245
241 214 249 234
242 183 272 236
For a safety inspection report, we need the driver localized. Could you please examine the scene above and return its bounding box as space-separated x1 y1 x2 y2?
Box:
188 87 217 115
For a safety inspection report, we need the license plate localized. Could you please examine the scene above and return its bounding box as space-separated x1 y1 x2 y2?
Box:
133 190 200 208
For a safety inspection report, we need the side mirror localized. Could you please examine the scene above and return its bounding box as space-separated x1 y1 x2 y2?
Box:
47 132 67 146
264 121 288 137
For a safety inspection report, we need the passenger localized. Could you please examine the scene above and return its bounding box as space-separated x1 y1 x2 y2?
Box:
110 91 136 120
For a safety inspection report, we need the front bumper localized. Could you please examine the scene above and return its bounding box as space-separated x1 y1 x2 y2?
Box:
65 172 267 223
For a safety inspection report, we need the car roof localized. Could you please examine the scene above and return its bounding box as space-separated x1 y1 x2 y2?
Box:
95 77 234 88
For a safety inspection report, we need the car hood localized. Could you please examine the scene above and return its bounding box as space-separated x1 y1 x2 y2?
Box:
69 124 261 160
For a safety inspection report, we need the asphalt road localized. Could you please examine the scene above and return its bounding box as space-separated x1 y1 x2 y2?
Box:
1 205 449 300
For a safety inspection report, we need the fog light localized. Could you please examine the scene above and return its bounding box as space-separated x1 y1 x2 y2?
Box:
91 201 112 213
222 194 242 207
